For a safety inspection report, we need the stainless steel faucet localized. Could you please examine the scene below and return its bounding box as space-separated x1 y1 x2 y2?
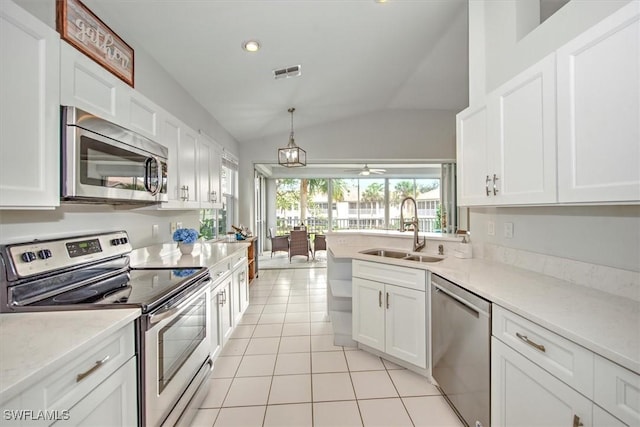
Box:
399 196 426 252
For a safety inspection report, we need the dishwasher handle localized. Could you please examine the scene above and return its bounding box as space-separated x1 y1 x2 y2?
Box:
433 284 489 318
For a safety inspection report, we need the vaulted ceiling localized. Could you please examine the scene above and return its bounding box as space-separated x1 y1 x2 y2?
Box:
83 0 469 144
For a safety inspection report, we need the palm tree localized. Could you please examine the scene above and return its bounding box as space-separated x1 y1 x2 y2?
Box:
361 182 384 203
299 178 346 222
392 180 416 203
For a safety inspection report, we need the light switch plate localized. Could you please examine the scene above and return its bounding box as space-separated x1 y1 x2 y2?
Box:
504 222 514 239
487 221 495 236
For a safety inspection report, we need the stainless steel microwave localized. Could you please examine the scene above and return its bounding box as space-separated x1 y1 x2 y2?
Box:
61 106 168 204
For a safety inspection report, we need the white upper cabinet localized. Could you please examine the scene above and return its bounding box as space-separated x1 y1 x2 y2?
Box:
457 53 556 206
557 2 640 203
198 132 223 210
60 41 125 125
0 1 60 209
126 90 160 141
158 111 225 210
61 42 162 143
180 127 200 207
488 53 557 205
457 104 489 206
158 113 200 209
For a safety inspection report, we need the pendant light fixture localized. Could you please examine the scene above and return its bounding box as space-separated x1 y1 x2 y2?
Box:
278 107 306 167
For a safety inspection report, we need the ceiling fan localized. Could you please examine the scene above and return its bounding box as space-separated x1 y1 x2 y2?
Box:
344 164 386 176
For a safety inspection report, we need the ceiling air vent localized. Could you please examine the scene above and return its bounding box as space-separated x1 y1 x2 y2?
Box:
273 65 302 80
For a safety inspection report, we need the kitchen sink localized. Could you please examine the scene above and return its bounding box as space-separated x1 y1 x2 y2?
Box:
359 249 409 259
403 254 443 263
359 248 443 263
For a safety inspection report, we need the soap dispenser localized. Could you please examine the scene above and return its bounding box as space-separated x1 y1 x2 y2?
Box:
454 230 473 259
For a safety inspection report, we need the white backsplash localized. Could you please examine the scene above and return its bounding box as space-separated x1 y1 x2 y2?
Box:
478 243 640 302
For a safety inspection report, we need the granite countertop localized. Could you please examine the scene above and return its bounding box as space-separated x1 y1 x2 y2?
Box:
0 308 140 403
129 241 250 269
332 244 640 375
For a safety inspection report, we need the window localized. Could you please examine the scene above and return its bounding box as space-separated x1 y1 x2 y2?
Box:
200 155 238 240
272 166 454 234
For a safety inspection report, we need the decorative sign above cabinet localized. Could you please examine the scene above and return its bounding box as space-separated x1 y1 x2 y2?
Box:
56 0 134 87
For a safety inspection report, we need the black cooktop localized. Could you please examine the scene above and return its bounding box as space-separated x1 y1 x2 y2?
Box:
30 267 208 313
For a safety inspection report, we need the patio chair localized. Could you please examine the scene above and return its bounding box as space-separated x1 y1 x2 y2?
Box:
313 234 327 260
289 230 310 262
268 227 289 258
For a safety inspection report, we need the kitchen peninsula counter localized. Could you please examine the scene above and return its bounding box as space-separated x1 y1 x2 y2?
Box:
0 308 140 403
328 235 640 375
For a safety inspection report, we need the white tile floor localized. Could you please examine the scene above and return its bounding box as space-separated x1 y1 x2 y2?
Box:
191 268 464 427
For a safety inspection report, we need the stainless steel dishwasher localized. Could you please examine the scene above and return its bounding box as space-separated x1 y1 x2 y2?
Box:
431 273 491 427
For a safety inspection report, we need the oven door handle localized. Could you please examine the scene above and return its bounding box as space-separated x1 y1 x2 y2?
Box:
148 278 212 325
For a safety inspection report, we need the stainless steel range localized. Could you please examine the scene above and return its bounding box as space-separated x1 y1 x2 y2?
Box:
0 231 212 427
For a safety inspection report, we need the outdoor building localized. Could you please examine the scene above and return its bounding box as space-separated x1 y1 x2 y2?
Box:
274 178 441 235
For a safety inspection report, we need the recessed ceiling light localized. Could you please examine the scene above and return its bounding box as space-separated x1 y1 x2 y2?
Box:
375 0 388 3
242 40 260 52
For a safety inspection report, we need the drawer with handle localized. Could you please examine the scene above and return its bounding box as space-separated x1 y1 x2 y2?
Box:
31 323 135 412
210 261 231 285
492 305 594 398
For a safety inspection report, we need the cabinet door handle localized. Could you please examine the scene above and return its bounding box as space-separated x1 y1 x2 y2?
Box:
516 332 546 352
492 174 500 195
485 175 491 196
181 185 190 201
210 191 217 203
76 355 110 382
386 292 390 309
573 415 584 427
378 290 382 307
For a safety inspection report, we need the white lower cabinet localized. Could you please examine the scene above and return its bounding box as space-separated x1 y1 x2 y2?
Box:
593 405 627 427
492 337 592 427
231 258 249 324
217 278 234 347
209 282 223 359
1 323 137 426
384 283 426 366
56 357 138 427
352 260 426 369
352 277 385 350
492 306 640 427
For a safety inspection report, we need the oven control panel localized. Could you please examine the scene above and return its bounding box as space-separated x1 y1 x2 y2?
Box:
4 231 132 279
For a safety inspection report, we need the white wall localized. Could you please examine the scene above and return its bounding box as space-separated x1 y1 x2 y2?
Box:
238 108 458 228
470 206 640 272
0 1 240 248
467 0 639 273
